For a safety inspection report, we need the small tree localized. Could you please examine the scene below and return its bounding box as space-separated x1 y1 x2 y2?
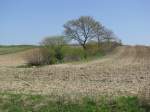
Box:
100 28 121 51
64 16 98 50
41 36 66 62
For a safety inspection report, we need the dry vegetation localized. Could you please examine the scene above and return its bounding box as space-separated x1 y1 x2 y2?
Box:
0 45 150 102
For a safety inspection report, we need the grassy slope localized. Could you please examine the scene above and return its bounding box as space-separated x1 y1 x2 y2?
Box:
0 93 149 112
0 45 36 55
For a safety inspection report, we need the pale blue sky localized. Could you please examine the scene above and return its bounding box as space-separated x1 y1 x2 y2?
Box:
0 0 150 45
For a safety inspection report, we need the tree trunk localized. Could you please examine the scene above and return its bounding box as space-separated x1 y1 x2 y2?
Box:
82 44 87 50
98 37 101 48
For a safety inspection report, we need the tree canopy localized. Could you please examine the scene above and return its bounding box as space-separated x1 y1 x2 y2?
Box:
64 16 119 50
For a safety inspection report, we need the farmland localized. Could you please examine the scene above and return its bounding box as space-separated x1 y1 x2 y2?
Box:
0 45 150 96
0 45 150 111
0 45 36 55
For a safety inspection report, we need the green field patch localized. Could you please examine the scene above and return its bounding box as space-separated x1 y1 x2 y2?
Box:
0 93 149 112
0 45 36 55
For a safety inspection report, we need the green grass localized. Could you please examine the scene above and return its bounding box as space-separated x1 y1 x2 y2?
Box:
0 93 149 112
0 45 36 55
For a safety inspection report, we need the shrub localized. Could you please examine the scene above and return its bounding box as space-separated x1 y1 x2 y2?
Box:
25 36 110 66
24 48 57 66
62 46 86 62
54 46 64 62
24 48 45 66
86 42 101 56
41 47 57 64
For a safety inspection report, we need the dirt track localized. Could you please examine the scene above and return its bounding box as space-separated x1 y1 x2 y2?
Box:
0 46 150 97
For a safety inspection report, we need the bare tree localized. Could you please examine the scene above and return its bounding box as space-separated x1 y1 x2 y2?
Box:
64 16 121 50
102 28 115 42
101 28 122 51
64 16 97 50
92 22 105 47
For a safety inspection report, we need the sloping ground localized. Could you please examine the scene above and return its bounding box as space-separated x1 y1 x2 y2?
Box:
0 49 36 66
0 46 150 98
0 51 25 66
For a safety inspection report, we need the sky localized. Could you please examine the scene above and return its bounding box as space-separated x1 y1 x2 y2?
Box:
0 0 150 45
